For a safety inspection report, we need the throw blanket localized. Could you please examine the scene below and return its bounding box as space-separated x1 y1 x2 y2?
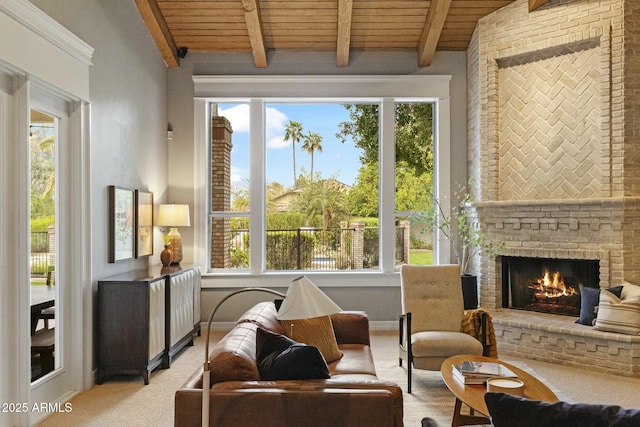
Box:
461 308 498 358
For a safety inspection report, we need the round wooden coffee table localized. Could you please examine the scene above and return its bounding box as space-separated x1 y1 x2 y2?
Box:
441 355 559 427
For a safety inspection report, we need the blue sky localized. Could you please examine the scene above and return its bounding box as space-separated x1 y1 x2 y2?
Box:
218 103 362 188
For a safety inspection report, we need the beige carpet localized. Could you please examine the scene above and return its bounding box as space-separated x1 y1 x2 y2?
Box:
37 330 640 427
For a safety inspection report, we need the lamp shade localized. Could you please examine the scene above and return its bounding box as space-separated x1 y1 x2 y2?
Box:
276 276 342 320
157 204 190 227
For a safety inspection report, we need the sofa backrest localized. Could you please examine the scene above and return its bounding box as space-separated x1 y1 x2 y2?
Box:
237 301 286 335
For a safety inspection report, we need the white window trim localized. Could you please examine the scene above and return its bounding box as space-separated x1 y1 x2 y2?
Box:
193 75 452 288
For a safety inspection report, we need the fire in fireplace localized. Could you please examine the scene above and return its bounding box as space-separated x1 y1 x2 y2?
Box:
502 256 600 316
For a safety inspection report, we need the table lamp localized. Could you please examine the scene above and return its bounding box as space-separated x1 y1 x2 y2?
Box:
201 276 341 427
157 204 190 264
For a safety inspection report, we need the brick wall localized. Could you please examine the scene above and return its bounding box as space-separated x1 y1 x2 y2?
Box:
210 117 233 268
466 0 640 308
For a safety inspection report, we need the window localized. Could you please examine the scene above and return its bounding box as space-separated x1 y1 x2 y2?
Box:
194 76 451 280
394 102 435 266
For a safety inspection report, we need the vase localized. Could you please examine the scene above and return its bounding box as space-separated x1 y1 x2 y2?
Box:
160 245 173 267
461 274 478 310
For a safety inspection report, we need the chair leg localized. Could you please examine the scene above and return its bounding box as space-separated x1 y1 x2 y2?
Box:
407 358 412 394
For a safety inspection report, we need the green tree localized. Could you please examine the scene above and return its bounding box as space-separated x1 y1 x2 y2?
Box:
395 161 431 212
336 103 433 176
301 131 323 179
289 177 351 229
30 131 55 220
348 162 379 217
266 181 286 213
337 103 434 217
231 179 249 211
283 120 304 188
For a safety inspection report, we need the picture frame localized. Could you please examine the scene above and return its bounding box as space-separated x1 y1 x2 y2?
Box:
108 185 135 263
135 189 154 258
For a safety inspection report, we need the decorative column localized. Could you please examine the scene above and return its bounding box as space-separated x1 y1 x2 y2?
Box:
350 221 365 270
210 117 233 268
47 225 55 268
399 220 411 264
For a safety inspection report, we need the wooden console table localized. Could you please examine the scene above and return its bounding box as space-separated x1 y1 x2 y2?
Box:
97 264 201 384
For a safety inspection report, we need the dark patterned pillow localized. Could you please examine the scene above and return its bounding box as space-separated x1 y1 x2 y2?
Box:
255 327 330 381
576 284 623 326
485 392 640 427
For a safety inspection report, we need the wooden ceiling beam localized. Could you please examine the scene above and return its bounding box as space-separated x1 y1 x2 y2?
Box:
417 0 452 67
529 0 550 12
336 0 353 67
134 0 179 68
242 0 268 68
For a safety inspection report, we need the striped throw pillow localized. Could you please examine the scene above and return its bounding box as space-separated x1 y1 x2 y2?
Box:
593 290 640 336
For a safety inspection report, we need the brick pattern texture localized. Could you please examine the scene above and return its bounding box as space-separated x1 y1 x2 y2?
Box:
466 0 640 378
466 0 640 304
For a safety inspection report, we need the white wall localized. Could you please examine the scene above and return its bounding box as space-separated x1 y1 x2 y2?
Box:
28 0 169 382
167 50 469 324
29 0 169 279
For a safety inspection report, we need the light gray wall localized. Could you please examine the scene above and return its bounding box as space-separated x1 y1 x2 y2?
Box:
29 0 169 372
167 50 469 325
30 0 169 279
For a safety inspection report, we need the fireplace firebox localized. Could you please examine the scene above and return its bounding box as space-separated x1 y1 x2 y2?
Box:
501 256 600 316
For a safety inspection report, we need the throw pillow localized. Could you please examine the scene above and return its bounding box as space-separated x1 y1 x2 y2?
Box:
622 283 640 299
593 290 640 335
576 285 624 326
255 327 330 381
485 392 640 427
280 315 343 363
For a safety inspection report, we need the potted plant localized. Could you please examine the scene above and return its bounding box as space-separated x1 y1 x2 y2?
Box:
423 180 504 309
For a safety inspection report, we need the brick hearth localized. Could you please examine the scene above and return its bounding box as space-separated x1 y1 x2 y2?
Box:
492 310 640 377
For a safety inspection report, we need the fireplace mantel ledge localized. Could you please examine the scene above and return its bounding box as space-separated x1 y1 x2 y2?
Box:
472 196 640 209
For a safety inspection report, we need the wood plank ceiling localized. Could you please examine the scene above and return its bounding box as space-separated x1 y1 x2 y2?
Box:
134 0 548 68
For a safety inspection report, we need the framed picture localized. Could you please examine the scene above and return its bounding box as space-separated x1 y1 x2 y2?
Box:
135 189 154 258
108 185 135 263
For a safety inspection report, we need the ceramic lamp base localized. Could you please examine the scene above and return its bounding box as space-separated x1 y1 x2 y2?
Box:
166 227 183 264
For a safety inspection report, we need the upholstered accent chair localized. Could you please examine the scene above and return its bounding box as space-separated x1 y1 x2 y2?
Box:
399 264 484 393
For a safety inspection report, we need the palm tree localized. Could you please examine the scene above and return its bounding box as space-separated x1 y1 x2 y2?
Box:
283 120 304 188
302 131 323 179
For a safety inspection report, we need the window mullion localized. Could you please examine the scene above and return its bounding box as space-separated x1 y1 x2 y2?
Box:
380 98 396 273
249 99 264 274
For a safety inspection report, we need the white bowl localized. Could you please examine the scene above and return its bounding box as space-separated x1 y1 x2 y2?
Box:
486 377 525 396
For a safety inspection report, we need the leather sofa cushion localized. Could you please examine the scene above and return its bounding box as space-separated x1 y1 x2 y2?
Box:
329 344 377 376
237 301 286 335
210 323 260 384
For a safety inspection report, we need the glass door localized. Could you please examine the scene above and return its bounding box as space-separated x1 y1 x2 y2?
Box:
29 109 58 383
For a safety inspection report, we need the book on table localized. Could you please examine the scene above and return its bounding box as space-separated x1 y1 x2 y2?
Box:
452 361 518 385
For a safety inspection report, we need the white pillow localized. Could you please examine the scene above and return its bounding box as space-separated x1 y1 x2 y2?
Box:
593 290 640 335
622 284 640 299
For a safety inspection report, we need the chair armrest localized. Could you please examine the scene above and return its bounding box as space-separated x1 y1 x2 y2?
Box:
398 312 412 348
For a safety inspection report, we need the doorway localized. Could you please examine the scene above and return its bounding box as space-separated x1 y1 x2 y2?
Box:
29 109 58 382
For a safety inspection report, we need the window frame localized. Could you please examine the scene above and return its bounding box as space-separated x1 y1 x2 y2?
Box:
193 75 453 287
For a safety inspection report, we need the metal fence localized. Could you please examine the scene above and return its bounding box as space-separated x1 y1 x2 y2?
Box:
31 231 51 277
228 225 407 271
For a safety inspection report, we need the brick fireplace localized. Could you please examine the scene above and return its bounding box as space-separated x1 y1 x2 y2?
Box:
467 0 640 310
464 0 640 377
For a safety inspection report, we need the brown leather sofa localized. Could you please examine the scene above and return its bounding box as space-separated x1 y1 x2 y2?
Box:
175 301 403 427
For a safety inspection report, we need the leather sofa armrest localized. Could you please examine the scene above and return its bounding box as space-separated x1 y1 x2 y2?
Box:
331 311 370 345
